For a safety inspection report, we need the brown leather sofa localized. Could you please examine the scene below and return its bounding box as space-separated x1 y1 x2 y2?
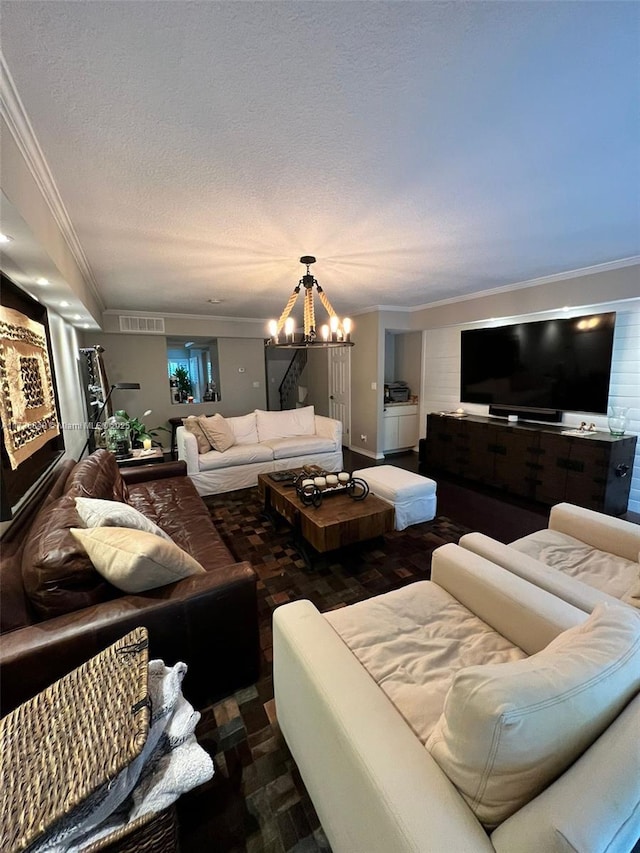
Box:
0 450 260 713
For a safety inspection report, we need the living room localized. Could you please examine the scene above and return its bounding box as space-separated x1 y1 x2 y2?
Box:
1 2 639 851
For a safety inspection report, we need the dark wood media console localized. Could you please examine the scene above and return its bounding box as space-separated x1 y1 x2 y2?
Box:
421 413 637 516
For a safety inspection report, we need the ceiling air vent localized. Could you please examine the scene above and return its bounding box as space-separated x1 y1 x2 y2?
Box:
119 315 165 334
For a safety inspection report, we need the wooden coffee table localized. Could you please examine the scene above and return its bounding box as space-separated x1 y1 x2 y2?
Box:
258 472 394 568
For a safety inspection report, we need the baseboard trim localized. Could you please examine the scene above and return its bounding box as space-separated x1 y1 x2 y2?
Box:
348 445 384 460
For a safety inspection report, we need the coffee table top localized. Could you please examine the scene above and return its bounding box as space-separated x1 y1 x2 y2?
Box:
258 471 394 554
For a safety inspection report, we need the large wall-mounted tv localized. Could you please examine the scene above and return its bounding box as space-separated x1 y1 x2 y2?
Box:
460 313 616 415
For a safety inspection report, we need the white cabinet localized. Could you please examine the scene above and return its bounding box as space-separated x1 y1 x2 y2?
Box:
383 405 418 451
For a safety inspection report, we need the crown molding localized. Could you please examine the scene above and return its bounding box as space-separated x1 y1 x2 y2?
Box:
408 256 640 313
0 51 105 312
102 308 266 324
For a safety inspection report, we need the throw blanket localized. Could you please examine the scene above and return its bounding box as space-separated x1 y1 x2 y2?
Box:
28 661 214 852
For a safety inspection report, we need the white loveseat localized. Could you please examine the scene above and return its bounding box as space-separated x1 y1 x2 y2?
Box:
460 502 640 613
177 407 343 496
273 544 640 853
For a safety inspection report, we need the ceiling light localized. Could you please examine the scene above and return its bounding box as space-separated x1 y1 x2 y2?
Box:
36 277 50 286
266 256 354 349
74 314 82 320
60 300 70 308
0 233 13 243
83 324 90 328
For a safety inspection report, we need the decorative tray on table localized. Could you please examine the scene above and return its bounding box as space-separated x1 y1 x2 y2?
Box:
295 470 369 508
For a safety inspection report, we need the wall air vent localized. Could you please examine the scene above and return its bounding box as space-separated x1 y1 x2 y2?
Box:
119 315 165 334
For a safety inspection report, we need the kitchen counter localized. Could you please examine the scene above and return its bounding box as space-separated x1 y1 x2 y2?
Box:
384 401 419 409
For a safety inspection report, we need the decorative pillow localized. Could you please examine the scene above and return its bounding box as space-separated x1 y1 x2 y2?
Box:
226 412 259 446
74 497 172 541
255 406 316 442
198 414 235 453
70 527 206 593
21 494 115 619
182 416 212 454
426 602 640 828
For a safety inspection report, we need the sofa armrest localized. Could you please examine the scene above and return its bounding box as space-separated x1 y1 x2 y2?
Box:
314 415 342 447
273 600 494 853
459 532 623 614
176 426 200 474
431 543 585 654
120 460 187 485
549 503 640 563
0 561 259 714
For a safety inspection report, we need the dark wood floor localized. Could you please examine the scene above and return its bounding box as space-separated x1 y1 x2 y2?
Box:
344 448 552 542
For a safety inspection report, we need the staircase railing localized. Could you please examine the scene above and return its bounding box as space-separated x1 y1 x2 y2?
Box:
279 349 308 410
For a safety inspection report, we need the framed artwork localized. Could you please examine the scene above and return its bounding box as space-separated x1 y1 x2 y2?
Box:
0 273 64 521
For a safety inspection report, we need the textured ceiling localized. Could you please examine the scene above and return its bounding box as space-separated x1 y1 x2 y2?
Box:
1 1 638 321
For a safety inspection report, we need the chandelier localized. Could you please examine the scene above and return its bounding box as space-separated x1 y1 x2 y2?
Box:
265 256 354 349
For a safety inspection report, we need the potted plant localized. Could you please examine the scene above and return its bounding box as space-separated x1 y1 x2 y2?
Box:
173 366 193 403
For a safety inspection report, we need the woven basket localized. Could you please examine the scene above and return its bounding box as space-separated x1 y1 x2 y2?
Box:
0 627 177 853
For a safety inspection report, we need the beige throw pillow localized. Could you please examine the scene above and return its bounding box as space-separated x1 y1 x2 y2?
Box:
70 527 206 593
182 416 212 454
426 602 640 828
75 497 172 541
199 413 235 452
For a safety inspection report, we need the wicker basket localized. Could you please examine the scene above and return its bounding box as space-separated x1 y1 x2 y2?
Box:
0 627 178 853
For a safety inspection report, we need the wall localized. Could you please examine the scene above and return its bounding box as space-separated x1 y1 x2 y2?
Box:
48 311 86 460
393 331 422 400
302 349 327 416
81 331 268 444
350 311 385 458
420 302 640 513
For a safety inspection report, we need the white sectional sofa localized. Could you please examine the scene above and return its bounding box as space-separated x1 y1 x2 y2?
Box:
177 407 343 496
273 544 640 853
460 502 640 613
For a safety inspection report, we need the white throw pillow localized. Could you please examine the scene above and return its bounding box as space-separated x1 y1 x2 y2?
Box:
226 412 259 445
198 414 235 453
70 527 206 592
426 602 640 828
255 406 315 442
75 497 172 541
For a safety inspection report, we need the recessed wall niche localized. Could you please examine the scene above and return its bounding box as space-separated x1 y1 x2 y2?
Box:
166 337 221 404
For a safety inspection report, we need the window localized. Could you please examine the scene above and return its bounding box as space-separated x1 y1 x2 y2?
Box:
166 337 221 404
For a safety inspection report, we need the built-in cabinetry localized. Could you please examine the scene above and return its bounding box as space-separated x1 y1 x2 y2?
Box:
383 404 419 452
421 413 637 516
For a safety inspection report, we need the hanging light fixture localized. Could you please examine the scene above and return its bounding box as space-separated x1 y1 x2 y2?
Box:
265 256 354 349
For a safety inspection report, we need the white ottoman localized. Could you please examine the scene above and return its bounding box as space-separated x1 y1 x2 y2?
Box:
352 465 437 531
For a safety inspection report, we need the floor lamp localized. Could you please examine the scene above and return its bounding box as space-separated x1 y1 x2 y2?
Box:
79 382 140 459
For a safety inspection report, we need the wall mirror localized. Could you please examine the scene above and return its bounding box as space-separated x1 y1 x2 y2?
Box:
167 337 221 404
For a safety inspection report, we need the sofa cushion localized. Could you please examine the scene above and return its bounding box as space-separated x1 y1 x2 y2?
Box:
255 406 315 442
70 527 206 592
63 450 129 502
198 443 274 471
199 413 235 452
127 476 235 569
261 435 335 460
426 602 640 829
510 528 639 601
226 413 259 445
74 496 172 541
325 581 526 743
21 494 116 619
182 416 212 454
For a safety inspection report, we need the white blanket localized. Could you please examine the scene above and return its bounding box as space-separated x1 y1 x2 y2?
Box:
29 661 214 853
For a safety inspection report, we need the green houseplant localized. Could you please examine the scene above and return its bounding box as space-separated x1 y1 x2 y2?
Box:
173 366 193 402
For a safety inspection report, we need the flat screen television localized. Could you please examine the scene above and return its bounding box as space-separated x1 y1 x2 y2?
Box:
460 312 616 415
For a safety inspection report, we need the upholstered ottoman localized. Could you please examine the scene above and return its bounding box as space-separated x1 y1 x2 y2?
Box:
352 465 437 530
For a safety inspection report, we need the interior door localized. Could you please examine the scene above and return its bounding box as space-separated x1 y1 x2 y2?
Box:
328 347 351 443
